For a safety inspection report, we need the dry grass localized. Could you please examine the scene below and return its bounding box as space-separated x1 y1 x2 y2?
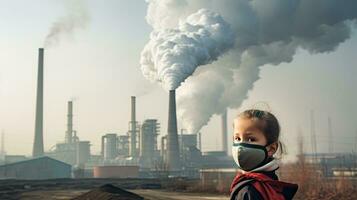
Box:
279 161 357 200
180 160 357 199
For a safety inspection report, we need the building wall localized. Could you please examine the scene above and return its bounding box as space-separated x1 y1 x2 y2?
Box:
77 141 90 164
0 157 71 179
93 166 139 178
179 134 197 150
51 143 77 165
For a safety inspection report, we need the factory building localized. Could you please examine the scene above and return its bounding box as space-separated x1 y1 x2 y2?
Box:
77 141 91 165
101 133 118 160
303 153 357 177
178 133 201 177
100 133 134 161
0 156 71 179
48 142 76 164
94 96 140 166
117 135 129 156
26 51 236 180
97 132 140 169
179 133 197 154
47 101 91 166
200 151 235 169
158 132 234 178
139 119 160 170
156 132 203 177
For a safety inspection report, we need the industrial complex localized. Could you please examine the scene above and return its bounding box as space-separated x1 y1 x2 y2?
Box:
0 48 235 180
0 48 355 184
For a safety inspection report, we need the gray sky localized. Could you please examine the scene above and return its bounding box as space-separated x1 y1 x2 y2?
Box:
0 0 356 160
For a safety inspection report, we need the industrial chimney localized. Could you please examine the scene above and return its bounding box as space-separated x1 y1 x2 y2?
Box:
0 130 5 157
129 96 138 157
65 101 73 143
32 48 45 157
166 90 181 172
221 109 228 154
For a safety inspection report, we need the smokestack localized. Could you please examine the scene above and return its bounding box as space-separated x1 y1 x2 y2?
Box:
65 101 73 143
166 90 181 171
221 109 228 154
129 96 137 157
198 132 202 150
32 48 44 157
0 130 5 156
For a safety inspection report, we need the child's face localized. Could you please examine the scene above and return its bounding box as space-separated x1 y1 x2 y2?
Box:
233 117 268 146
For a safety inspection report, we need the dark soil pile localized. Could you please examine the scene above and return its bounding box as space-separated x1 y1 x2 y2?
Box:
72 184 144 200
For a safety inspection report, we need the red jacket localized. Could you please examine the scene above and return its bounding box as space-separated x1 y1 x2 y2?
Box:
230 172 298 200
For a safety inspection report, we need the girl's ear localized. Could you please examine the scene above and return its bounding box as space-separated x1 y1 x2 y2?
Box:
267 142 278 157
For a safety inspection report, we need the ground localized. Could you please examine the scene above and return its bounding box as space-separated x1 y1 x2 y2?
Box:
20 189 229 200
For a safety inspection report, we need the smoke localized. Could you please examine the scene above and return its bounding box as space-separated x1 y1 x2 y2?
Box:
70 96 78 102
133 81 158 97
140 9 235 90
143 0 357 133
44 0 90 48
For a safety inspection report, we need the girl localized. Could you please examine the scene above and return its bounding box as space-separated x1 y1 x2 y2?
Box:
230 109 298 200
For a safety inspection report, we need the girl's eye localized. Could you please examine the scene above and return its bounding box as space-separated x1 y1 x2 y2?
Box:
234 137 241 142
248 138 256 142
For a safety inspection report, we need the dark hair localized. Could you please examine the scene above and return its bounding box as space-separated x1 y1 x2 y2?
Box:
236 109 285 157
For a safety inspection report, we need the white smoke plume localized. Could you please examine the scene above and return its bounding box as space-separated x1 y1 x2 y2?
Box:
44 0 90 48
140 9 235 90
143 0 357 133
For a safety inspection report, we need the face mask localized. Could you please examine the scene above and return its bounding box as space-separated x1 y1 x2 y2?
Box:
232 142 269 171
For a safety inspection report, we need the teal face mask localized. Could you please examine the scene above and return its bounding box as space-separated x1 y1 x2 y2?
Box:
232 142 269 171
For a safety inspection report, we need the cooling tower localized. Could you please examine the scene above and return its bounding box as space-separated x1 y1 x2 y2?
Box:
129 96 138 157
166 90 181 171
221 109 228 154
65 101 73 143
32 48 44 157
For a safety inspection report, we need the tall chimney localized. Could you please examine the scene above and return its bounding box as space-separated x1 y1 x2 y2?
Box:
1 130 5 156
32 48 44 157
129 96 137 157
65 101 73 143
198 132 202 150
221 109 228 154
166 90 181 171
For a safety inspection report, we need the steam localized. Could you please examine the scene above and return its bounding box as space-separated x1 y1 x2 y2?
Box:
143 0 357 133
44 0 90 48
140 9 235 90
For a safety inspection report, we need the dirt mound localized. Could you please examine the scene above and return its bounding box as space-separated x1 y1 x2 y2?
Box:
72 184 144 200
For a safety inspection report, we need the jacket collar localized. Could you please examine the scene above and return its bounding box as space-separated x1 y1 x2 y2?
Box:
239 158 279 174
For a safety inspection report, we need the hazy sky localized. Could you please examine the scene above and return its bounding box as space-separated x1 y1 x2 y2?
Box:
0 0 356 160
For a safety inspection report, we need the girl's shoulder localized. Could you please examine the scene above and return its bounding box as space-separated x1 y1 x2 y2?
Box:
231 179 263 200
233 183 263 200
